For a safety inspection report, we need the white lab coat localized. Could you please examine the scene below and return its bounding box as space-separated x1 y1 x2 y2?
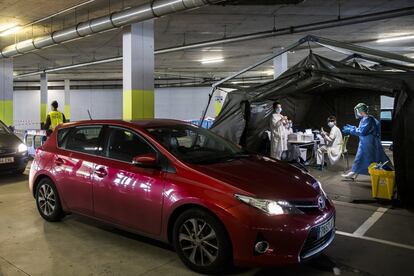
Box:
317 125 343 165
270 113 287 160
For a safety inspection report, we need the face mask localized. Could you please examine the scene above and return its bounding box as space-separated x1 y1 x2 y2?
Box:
328 122 335 128
275 108 282 114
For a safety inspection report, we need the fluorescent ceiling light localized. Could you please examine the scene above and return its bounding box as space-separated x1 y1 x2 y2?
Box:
201 48 223 52
376 34 414 43
0 25 22 36
200 57 224 64
0 23 19 32
264 69 274 76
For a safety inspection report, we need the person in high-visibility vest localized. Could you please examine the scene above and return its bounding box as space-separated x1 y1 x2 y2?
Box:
44 100 66 130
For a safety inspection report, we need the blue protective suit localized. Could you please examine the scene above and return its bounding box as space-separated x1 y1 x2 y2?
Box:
348 115 389 175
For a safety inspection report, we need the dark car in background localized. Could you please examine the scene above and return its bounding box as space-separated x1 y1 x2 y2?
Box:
0 120 29 174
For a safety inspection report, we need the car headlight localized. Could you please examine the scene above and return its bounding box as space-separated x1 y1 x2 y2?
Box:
235 194 303 216
18 143 28 153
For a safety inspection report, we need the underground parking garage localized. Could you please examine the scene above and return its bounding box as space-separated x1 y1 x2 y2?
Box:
1 0 414 275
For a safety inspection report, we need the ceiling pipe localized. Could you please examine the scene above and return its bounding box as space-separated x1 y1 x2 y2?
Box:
21 0 97 29
13 6 414 78
156 6 414 54
0 0 225 58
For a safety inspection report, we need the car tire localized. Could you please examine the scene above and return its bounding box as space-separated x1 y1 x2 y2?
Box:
173 208 232 274
35 178 65 222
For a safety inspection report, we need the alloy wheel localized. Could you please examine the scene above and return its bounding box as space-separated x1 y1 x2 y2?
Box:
178 218 219 266
37 183 56 216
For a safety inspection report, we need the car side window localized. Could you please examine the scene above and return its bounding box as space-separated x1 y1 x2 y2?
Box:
57 128 71 148
105 127 155 163
65 126 103 155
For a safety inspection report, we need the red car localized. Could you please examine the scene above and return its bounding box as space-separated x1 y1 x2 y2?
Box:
29 120 335 274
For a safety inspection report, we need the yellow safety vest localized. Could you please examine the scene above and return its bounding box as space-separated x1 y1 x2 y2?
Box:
49 110 64 130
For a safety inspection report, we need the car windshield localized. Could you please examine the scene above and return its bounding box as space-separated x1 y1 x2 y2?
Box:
146 124 248 164
0 121 11 135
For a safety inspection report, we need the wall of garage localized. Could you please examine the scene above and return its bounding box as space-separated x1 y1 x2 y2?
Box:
13 87 215 129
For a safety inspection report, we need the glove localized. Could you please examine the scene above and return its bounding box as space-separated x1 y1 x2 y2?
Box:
342 126 351 135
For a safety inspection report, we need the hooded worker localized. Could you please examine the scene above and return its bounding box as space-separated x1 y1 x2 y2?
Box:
341 103 389 180
270 102 288 160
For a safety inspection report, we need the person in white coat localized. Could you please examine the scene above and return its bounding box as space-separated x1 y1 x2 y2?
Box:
270 102 288 160
317 116 343 167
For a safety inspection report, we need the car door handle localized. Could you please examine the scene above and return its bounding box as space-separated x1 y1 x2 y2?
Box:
93 167 108 178
55 157 64 166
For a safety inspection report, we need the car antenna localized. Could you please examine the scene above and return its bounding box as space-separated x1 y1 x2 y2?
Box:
87 109 93 120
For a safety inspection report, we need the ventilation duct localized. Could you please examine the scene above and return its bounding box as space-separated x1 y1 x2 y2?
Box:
0 0 225 58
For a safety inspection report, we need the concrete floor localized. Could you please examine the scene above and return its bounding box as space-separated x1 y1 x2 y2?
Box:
1 161 414 276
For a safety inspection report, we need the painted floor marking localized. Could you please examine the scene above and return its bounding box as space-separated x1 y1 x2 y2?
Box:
353 207 388 237
336 231 414 251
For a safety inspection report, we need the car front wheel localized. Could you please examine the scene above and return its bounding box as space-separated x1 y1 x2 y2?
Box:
173 208 232 274
35 178 64 222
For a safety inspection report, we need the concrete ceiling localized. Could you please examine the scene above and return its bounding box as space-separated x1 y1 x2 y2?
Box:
1 0 413 82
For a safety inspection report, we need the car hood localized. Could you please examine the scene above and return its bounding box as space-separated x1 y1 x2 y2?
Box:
0 133 21 149
192 155 320 201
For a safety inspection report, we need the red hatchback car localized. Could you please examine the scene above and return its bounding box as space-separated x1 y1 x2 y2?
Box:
29 120 335 274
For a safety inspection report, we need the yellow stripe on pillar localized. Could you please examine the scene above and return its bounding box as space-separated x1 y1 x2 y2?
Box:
123 89 154 120
0 100 13 126
215 100 223 116
40 103 48 123
64 104 71 121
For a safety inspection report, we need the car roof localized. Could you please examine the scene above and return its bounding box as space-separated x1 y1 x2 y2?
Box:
59 119 192 130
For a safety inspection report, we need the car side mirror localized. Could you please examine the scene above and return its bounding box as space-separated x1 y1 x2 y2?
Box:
132 153 159 168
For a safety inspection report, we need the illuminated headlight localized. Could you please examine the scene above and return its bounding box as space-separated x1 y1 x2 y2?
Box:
235 194 303 216
18 143 28 153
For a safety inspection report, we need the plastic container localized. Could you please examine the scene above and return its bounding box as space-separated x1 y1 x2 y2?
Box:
368 163 395 200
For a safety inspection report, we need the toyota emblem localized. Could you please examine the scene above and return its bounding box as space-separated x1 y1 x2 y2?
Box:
318 196 326 210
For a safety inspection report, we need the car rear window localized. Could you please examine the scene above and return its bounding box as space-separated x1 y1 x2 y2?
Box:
64 126 103 155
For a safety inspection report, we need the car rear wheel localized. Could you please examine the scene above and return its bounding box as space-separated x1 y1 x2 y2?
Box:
173 208 232 274
35 178 64 222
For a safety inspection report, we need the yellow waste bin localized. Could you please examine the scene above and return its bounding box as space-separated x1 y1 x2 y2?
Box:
368 163 395 200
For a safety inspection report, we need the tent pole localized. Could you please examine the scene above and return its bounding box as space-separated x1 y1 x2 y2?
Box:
199 87 217 126
352 54 414 72
212 38 308 88
310 35 414 64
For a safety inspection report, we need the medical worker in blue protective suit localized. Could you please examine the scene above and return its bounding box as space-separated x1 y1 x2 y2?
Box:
341 103 389 180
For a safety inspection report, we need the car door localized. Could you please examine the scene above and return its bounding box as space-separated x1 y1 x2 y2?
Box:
92 126 165 235
54 125 104 216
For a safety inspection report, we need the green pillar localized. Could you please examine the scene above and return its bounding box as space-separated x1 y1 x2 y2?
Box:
0 59 13 126
123 21 154 120
64 79 70 121
40 73 48 124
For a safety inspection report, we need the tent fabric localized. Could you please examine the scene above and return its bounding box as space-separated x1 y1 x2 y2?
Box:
211 53 414 205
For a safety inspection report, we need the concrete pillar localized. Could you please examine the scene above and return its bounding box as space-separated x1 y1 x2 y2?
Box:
214 90 225 117
123 20 154 120
273 48 288 79
0 59 13 126
40 73 48 124
64 79 70 121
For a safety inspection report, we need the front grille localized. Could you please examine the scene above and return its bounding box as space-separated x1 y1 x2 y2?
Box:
290 200 319 213
0 148 16 156
300 222 335 259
